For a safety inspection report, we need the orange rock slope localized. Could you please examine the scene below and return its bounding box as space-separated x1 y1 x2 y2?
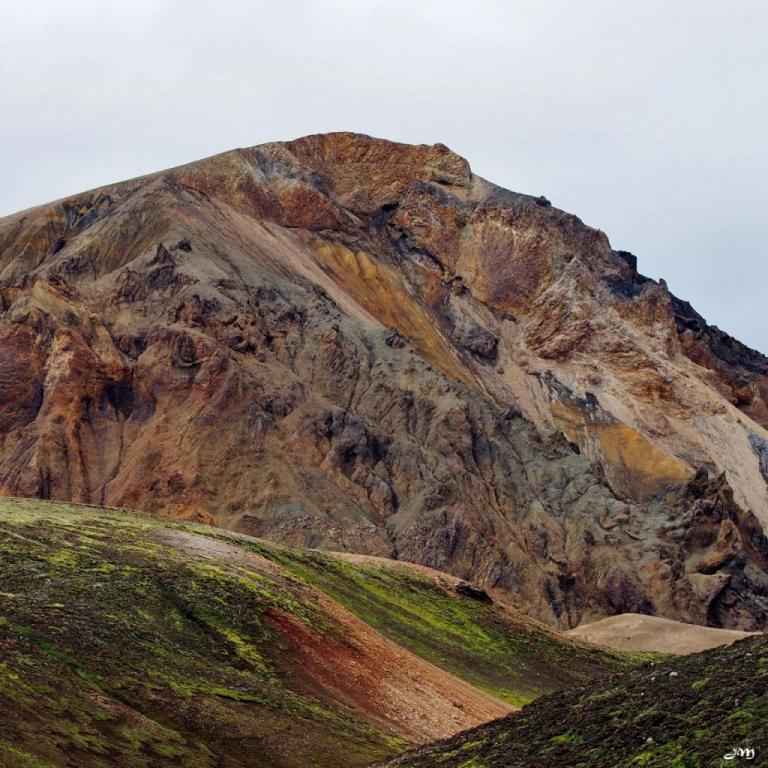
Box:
1 132 768 629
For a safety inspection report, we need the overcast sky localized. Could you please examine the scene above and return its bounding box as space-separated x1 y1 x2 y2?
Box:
2 1 766 352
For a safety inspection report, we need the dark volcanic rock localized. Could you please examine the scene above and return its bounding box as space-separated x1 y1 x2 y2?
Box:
455 582 493 603
450 319 498 360
749 432 768 485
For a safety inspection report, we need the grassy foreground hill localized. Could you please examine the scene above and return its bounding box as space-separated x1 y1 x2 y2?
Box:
378 635 768 768
237 549 648 708
0 498 633 768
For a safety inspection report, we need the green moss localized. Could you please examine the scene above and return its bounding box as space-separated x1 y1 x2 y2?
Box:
0 496 657 768
0 498 400 768
549 729 583 745
228 537 636 706
379 633 768 768
0 743 58 768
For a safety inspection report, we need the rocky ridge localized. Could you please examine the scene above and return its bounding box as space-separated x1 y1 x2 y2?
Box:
376 634 768 768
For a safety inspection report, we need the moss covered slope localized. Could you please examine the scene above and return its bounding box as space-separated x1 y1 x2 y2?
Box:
237 546 644 707
378 635 768 768
0 498 637 768
1 498 406 768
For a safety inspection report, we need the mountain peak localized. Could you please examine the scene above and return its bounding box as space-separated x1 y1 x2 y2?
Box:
233 131 476 217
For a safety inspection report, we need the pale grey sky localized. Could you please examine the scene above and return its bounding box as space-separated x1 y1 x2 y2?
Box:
2 1 766 352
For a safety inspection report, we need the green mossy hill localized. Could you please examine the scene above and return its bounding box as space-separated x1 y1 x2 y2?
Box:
0 498 398 768
237 542 645 706
377 634 768 768
0 498 643 768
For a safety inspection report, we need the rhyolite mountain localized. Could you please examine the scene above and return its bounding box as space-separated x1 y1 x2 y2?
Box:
1 132 768 629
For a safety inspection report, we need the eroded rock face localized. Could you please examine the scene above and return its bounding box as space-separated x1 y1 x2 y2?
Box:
1 132 767 629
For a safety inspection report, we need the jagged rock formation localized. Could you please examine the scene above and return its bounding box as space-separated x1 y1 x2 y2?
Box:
1 132 768 629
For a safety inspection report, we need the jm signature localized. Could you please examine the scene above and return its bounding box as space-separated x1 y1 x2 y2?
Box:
724 747 755 761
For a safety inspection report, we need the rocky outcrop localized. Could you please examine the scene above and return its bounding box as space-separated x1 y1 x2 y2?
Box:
749 432 768 485
1 132 767 629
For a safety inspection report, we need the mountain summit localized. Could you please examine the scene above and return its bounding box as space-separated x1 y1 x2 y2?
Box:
1 132 768 629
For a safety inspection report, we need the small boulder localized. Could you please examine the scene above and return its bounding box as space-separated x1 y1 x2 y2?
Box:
450 322 498 361
385 329 407 348
455 581 493 603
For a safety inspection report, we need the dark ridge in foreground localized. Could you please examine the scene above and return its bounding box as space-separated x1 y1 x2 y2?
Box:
376 635 768 768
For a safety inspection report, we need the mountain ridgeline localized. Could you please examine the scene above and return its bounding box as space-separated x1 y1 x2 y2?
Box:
1 133 768 630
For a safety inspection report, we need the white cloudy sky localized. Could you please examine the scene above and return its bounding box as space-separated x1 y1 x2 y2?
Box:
2 1 766 352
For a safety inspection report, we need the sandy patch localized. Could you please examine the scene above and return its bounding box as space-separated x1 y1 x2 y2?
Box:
567 613 759 655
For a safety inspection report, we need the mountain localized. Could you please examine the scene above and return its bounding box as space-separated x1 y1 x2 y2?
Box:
376 634 768 768
0 497 630 768
1 132 768 629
